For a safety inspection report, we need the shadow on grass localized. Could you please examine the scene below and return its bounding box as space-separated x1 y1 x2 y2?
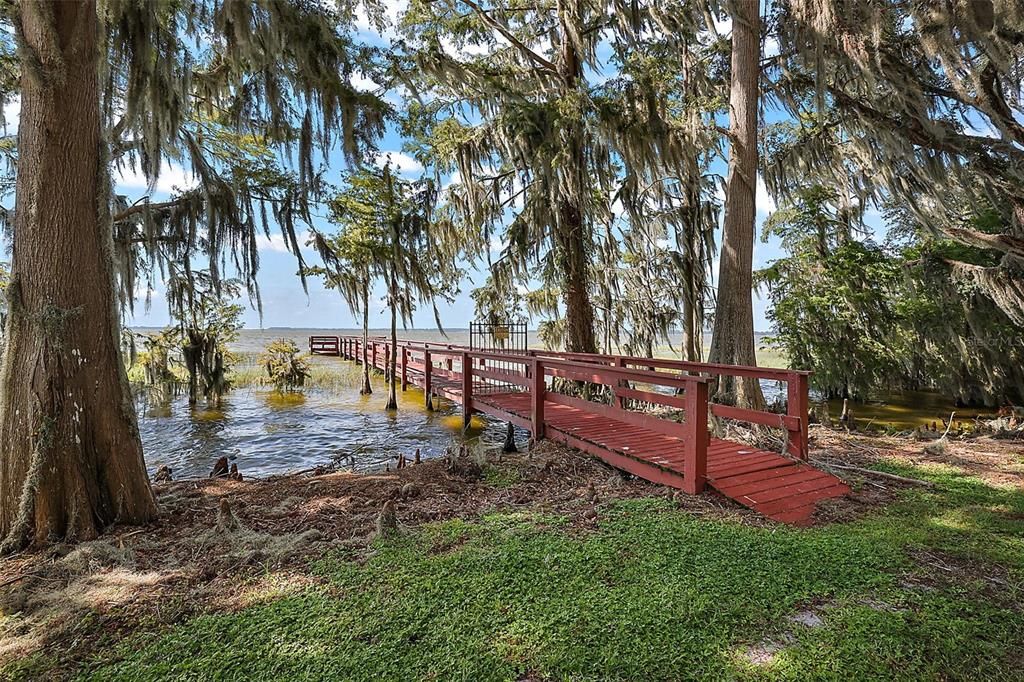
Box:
76 465 1024 682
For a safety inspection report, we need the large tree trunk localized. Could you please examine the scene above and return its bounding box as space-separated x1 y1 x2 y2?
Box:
707 0 766 409
0 0 157 552
385 270 398 410
360 280 371 395
557 200 597 354
556 8 597 355
680 43 704 365
681 168 703 364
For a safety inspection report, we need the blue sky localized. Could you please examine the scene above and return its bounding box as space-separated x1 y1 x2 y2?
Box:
4 2 888 334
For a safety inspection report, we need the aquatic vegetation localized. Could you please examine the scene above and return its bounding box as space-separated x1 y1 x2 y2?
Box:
259 339 312 392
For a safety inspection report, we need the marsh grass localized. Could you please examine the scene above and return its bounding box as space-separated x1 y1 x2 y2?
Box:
224 353 366 394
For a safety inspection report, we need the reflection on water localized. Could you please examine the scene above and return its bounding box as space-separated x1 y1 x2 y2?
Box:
823 390 991 431
135 368 503 479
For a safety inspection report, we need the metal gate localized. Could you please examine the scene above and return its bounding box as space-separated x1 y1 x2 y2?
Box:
469 320 528 354
468 320 529 398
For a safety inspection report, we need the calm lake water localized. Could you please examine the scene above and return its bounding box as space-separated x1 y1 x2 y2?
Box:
133 328 996 478
136 361 505 479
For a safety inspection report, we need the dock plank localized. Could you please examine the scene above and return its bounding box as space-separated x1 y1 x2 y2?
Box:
333 340 848 525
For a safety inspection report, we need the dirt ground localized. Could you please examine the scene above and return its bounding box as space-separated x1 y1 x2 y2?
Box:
1 426 1021 677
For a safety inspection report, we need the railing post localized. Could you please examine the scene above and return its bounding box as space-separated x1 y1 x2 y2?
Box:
401 346 408 391
683 380 709 495
531 358 545 439
787 372 810 460
371 342 377 371
423 349 433 411
615 357 628 409
461 351 473 428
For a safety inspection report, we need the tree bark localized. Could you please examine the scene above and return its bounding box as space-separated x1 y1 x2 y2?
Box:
681 167 703 364
386 268 398 410
0 0 157 552
555 6 597 355
707 0 766 409
360 280 371 395
557 199 598 354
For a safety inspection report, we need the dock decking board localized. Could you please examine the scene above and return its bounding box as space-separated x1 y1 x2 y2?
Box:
331 338 848 526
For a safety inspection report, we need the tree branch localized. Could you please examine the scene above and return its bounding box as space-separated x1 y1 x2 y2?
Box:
461 0 559 75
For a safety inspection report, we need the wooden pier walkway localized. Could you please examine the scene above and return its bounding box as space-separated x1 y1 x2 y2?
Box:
312 335 849 525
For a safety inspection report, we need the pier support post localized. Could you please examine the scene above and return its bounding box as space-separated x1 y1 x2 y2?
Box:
786 372 810 460
401 346 408 391
683 380 709 495
503 422 517 453
423 349 433 411
531 359 545 440
461 351 473 429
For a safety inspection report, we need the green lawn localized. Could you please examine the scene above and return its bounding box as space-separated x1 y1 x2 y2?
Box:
75 463 1023 681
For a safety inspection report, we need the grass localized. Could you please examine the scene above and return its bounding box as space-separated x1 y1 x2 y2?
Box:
70 463 1023 682
128 351 366 394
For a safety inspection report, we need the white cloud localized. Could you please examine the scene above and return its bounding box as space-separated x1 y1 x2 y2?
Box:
353 0 408 42
443 169 462 190
255 230 314 254
712 14 732 37
440 35 497 58
756 176 776 215
489 235 507 252
117 162 197 195
374 151 423 175
134 282 164 301
350 71 382 93
2 96 20 133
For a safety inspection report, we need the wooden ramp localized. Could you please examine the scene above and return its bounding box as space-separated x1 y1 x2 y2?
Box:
326 336 849 526
477 392 849 526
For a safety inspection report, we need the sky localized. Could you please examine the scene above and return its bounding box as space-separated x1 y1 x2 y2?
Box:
3 2 889 334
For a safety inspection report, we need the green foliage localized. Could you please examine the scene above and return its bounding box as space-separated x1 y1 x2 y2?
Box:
759 187 1024 405
769 3 1024 324
133 328 186 386
20 0 391 315
166 271 243 405
758 190 904 398
309 164 459 328
80 465 1023 681
2 2 389 305
260 340 311 392
398 0 723 351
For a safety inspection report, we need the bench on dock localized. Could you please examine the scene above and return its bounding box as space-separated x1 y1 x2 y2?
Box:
309 335 340 356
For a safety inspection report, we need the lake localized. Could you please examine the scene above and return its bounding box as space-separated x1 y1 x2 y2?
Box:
133 328 993 479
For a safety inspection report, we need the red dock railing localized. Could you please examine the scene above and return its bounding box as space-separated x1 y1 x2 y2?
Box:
316 333 845 525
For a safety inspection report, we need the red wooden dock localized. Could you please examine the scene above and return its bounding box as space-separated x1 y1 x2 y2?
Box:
313 335 849 525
